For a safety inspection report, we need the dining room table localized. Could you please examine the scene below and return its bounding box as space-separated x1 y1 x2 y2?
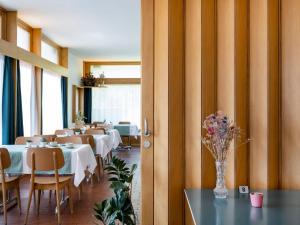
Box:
3 144 97 187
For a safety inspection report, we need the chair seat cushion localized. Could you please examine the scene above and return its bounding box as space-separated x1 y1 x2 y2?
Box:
33 176 72 185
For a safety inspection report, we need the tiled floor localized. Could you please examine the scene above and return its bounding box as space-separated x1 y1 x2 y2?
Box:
0 148 141 225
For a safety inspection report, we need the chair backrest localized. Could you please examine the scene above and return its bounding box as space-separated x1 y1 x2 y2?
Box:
0 148 11 170
27 148 64 171
75 135 95 149
15 136 43 145
86 128 106 135
119 121 131 124
55 129 74 136
34 135 57 142
55 136 83 144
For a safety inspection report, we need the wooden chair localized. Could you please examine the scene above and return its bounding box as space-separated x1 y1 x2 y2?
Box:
24 148 73 225
86 128 106 135
34 134 57 142
15 136 42 145
118 121 131 149
55 129 74 136
0 148 21 225
55 136 83 144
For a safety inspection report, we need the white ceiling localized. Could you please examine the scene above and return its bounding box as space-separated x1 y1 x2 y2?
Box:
0 0 141 61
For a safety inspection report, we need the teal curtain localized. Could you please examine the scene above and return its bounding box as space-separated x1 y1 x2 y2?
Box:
61 76 68 128
84 88 92 123
16 60 24 137
2 56 15 144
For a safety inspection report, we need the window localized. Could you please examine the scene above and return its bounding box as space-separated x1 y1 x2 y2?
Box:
17 26 31 51
19 61 34 136
41 41 59 64
42 70 63 134
90 65 141 78
92 84 141 127
0 55 4 144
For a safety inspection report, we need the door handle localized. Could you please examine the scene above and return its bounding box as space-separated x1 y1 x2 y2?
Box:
143 118 151 137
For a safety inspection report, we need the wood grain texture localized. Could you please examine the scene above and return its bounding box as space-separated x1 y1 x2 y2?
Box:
234 0 250 187
249 0 268 189
32 28 42 56
201 0 217 188
185 0 202 189
267 0 280 189
168 0 185 224
281 0 300 189
154 0 169 224
141 0 154 224
217 0 235 189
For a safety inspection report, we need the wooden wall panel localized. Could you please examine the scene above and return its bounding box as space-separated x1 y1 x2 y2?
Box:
234 0 250 187
217 0 235 188
154 0 169 223
185 0 202 190
201 0 217 188
267 0 280 189
281 0 300 189
168 0 185 224
249 0 268 189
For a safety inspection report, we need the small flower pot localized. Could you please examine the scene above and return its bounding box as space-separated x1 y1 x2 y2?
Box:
250 192 264 208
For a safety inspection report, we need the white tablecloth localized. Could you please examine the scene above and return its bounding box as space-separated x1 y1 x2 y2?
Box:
107 129 122 149
93 135 114 158
4 144 97 187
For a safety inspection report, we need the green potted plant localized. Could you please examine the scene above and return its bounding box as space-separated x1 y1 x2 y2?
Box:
94 156 137 225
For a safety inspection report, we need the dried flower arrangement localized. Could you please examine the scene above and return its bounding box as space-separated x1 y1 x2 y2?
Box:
201 111 246 161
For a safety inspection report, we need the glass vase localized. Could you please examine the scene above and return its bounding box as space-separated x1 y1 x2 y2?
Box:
214 160 228 199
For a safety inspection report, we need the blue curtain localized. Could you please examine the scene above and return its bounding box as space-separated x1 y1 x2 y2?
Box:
2 56 15 144
61 76 68 128
84 88 92 123
16 60 24 137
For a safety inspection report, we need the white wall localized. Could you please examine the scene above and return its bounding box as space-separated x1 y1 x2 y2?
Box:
67 51 83 127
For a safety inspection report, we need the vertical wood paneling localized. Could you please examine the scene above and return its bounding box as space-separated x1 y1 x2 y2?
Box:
168 0 185 224
249 0 268 189
234 0 250 187
185 0 202 189
185 0 202 224
217 0 235 188
141 0 154 224
281 0 300 189
154 0 169 223
201 0 217 188
267 0 280 189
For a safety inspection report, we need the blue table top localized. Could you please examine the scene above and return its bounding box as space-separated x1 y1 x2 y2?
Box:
185 189 300 225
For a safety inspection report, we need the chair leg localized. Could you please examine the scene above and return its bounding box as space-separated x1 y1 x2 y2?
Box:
67 184 73 214
96 156 101 182
49 190 52 203
37 190 41 215
15 183 22 214
55 187 61 225
2 188 7 225
25 187 34 225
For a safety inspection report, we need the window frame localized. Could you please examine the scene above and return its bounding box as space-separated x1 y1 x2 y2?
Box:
83 61 141 85
41 34 61 64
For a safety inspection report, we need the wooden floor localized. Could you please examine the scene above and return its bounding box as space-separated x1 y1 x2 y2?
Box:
0 148 141 225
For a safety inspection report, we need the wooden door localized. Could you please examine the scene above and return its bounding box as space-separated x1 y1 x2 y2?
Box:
140 0 154 224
